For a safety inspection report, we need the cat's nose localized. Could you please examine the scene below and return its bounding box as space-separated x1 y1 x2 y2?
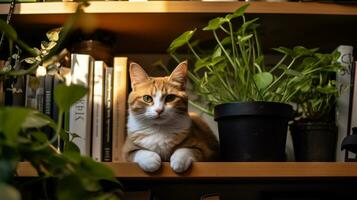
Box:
155 108 164 115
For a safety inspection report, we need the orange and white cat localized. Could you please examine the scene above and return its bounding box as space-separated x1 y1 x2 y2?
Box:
123 61 219 173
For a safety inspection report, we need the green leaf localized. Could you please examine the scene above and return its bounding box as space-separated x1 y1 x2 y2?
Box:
273 47 293 56
203 17 226 31
237 34 253 43
232 4 250 19
24 57 37 64
22 110 51 129
212 47 222 58
31 131 48 143
220 37 232 46
0 107 31 141
41 41 57 50
167 29 196 53
0 19 18 41
285 69 303 77
253 72 273 90
63 141 80 153
240 18 259 33
80 157 118 183
46 27 62 42
0 183 21 200
54 84 88 111
194 57 210 72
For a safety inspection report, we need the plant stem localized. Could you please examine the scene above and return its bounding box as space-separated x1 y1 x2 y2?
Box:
170 53 180 63
269 54 287 73
189 100 213 116
55 109 64 153
187 42 201 60
213 30 236 70
16 39 38 56
263 58 296 95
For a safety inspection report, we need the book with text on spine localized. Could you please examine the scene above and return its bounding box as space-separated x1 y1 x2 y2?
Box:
69 54 94 156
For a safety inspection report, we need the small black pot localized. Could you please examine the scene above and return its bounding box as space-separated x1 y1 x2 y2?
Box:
290 121 337 162
214 102 293 161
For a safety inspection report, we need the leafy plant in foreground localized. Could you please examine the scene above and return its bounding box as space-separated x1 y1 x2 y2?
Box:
0 2 122 200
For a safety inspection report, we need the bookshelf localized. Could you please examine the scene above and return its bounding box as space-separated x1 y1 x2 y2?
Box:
17 162 357 178
4 1 357 198
2 1 357 53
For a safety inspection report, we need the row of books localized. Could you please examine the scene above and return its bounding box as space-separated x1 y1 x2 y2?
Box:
0 54 129 162
69 54 128 162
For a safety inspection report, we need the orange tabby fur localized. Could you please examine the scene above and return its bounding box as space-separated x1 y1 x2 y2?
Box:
122 61 218 172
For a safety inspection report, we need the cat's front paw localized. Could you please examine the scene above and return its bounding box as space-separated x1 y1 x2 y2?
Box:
133 150 161 172
170 148 196 173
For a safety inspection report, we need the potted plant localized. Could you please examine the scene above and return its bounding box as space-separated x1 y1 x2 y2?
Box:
289 51 342 161
168 4 333 161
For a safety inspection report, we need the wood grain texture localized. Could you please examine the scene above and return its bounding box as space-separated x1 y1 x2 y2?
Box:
1 2 357 15
17 162 357 179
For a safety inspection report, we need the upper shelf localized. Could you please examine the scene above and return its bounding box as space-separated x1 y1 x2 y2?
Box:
1 1 357 53
1 1 357 15
17 162 357 179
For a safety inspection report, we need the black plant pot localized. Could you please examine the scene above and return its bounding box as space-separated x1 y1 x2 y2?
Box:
214 102 293 161
290 122 337 162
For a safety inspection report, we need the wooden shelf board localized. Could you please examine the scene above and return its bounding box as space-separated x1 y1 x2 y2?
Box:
1 2 357 15
17 162 357 179
2 2 357 53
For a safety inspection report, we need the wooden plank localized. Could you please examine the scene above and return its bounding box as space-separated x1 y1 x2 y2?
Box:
0 2 357 15
17 162 357 179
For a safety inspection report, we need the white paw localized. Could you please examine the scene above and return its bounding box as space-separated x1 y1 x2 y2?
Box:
133 150 161 172
170 148 196 173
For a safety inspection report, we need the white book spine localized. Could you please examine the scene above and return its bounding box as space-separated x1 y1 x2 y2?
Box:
69 54 94 156
92 61 106 162
336 45 354 161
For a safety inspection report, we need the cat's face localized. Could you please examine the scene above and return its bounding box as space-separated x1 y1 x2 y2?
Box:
128 61 188 124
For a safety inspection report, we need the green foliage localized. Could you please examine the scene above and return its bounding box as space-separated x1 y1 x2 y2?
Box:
168 4 342 116
0 1 122 199
291 50 341 122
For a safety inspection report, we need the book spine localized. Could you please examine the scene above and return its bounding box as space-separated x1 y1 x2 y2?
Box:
92 61 105 162
102 67 113 162
25 75 38 110
335 45 354 161
112 57 128 162
69 54 94 156
43 75 54 140
52 75 62 150
36 76 45 113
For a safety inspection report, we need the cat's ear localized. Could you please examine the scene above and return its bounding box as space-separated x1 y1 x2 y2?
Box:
129 62 150 88
169 60 187 90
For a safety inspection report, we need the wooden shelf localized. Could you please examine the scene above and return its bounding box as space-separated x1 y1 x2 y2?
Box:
17 162 357 179
1 1 357 15
1 1 356 53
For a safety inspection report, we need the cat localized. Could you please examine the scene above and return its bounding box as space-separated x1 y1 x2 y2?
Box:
122 61 219 173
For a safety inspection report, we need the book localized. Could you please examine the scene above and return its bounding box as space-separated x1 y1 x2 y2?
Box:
69 54 95 156
25 75 44 111
335 45 354 161
52 75 63 150
92 61 106 162
43 74 54 140
102 67 113 162
112 57 128 162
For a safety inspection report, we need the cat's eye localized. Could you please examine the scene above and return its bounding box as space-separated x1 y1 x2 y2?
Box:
165 94 176 103
143 95 153 103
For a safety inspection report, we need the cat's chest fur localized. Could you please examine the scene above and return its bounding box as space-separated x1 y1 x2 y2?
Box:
127 115 191 160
